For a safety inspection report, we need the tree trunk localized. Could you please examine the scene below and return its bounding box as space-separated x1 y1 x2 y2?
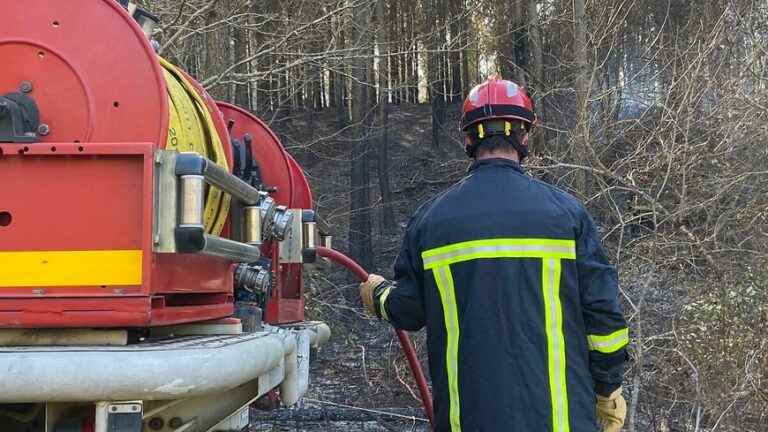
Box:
334 28 347 130
312 40 323 111
203 6 225 99
408 10 418 103
329 21 338 112
348 0 374 270
329 68 337 109
528 0 544 149
232 1 252 110
460 31 470 96
319 66 326 110
513 0 528 84
389 0 401 104
498 0 528 83
496 2 513 78
574 0 589 113
449 0 462 103
424 0 446 147
573 0 590 196
404 11 414 103
376 0 396 232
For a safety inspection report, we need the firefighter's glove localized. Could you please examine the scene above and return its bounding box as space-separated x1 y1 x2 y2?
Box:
359 274 389 318
596 387 627 432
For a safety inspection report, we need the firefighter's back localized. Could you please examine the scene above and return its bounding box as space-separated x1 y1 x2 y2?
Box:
415 158 599 432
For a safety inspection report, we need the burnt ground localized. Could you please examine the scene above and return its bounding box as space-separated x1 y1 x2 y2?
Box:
249 104 466 431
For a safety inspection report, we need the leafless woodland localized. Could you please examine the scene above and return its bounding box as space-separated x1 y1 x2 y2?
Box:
140 0 767 430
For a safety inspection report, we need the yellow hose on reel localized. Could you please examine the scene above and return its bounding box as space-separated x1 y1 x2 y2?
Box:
158 56 230 236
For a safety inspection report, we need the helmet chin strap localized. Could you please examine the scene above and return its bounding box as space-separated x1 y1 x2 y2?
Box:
464 141 475 158
510 134 529 160
466 125 529 160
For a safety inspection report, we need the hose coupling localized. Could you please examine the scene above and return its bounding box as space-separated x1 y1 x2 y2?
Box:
234 263 271 293
257 192 294 241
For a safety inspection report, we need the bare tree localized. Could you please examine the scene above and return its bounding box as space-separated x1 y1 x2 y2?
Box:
348 0 375 270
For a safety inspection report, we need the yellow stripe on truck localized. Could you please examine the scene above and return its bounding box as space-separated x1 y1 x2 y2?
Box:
0 250 143 287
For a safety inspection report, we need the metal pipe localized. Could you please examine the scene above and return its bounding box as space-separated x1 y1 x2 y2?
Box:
201 234 260 262
296 330 311 398
306 322 331 348
279 335 300 406
0 330 289 402
0 329 127 346
303 221 317 250
244 206 262 245
315 246 434 429
179 175 204 227
321 234 333 249
202 161 261 205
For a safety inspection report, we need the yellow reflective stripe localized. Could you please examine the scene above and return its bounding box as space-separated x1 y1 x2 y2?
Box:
378 286 392 321
433 265 462 432
543 258 569 432
423 238 576 258
0 250 143 287
422 238 576 269
588 328 629 353
422 238 576 431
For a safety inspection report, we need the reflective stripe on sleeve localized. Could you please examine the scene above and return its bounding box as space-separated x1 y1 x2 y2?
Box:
377 286 392 321
587 328 629 353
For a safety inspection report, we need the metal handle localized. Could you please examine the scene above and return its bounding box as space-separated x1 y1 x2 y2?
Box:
175 152 262 205
154 151 301 263
179 175 205 227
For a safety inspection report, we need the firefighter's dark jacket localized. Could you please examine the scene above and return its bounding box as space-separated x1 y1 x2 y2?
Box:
374 158 629 432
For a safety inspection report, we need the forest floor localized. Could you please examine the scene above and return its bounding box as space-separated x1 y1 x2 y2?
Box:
249 103 466 431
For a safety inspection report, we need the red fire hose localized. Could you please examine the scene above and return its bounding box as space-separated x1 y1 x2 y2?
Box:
316 246 434 428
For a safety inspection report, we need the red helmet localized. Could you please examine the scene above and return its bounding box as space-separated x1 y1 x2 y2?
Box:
461 77 536 132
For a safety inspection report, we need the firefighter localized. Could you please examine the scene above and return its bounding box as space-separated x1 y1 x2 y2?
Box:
359 77 629 432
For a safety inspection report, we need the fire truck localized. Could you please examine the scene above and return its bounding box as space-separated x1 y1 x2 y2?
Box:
0 1 334 430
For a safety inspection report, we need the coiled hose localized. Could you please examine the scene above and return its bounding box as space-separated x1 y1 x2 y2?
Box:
316 246 435 429
154 58 434 425
159 56 230 236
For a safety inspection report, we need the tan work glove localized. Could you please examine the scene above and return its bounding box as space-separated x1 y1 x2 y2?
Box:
359 274 387 317
596 387 627 432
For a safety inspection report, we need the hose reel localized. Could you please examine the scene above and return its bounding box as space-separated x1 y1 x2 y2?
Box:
158 58 293 244
160 57 231 237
